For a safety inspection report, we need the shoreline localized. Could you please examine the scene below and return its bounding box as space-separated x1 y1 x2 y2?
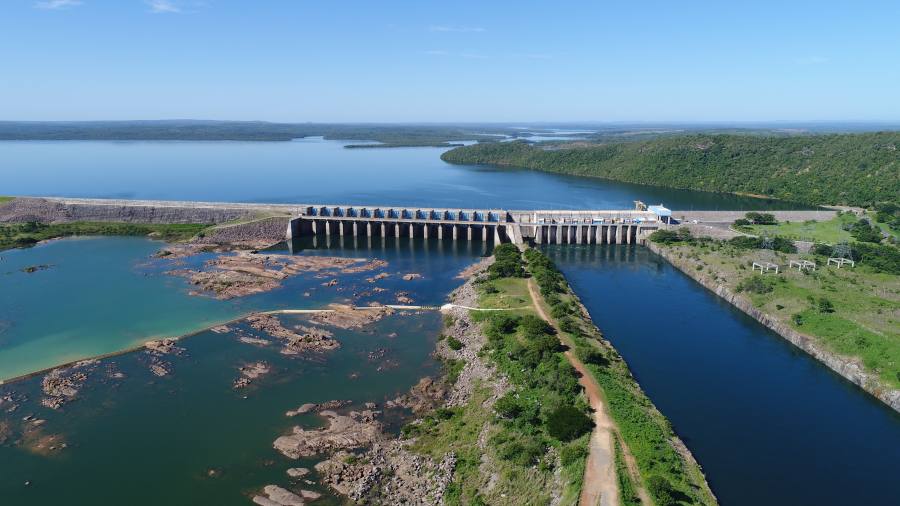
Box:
646 241 900 414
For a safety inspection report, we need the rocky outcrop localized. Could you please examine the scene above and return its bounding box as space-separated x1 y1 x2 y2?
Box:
166 252 380 299
273 410 383 460
41 360 98 409
647 242 900 413
245 315 340 355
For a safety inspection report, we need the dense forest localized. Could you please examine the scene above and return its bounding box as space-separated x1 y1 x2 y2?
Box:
441 133 900 207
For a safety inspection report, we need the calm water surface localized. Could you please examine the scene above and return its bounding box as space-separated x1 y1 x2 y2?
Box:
0 138 807 210
544 245 900 506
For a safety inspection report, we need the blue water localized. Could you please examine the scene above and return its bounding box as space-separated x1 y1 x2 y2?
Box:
544 245 900 506
0 137 805 210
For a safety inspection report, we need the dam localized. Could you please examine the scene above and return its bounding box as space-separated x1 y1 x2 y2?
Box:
285 205 663 245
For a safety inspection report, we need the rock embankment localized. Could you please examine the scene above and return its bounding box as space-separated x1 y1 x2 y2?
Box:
0 197 258 225
198 217 291 248
647 241 900 413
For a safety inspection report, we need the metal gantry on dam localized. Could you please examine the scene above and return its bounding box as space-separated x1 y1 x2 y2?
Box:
286 205 662 245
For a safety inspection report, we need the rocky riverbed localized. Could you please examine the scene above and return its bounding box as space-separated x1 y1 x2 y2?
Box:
165 250 387 299
263 258 508 505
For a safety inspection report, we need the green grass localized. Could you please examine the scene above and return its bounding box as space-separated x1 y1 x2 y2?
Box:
746 213 857 244
614 438 641 506
0 196 14 204
663 241 900 388
0 221 209 252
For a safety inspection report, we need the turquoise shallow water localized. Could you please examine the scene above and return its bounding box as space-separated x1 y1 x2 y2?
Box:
0 237 247 380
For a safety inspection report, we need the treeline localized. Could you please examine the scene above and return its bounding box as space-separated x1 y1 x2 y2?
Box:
0 221 207 251
441 133 900 207
0 121 509 146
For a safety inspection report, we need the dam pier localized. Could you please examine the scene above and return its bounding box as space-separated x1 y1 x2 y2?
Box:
286 205 663 246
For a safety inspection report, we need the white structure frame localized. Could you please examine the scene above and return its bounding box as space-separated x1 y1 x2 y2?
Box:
827 257 855 268
752 261 780 274
789 259 816 271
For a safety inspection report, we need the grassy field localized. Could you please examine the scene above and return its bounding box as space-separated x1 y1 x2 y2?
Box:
0 221 208 252
0 196 13 204
659 240 900 389
744 212 899 244
745 213 857 243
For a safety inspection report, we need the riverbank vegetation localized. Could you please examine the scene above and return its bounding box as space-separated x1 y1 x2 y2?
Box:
407 259 589 504
440 132 900 207
649 231 900 389
523 248 718 506
0 221 208 251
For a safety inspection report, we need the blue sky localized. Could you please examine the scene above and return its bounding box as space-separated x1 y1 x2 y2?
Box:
2 0 899 122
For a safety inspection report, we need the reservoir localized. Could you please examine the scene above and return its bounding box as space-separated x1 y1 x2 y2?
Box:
1 137 807 210
1 138 896 505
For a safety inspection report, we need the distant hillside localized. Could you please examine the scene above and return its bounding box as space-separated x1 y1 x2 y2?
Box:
441 133 900 207
0 121 507 146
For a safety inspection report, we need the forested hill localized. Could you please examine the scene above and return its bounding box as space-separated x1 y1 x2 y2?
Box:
441 133 900 207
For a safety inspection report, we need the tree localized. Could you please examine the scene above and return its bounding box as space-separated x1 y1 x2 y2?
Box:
546 406 594 441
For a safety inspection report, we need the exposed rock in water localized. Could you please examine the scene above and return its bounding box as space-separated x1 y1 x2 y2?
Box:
252 485 307 506
273 410 382 459
310 304 394 330
21 264 53 274
286 467 310 478
233 361 271 389
366 272 390 283
246 314 339 355
41 360 98 409
395 292 414 304
401 273 422 281
385 376 448 415
144 338 184 355
167 252 385 300
286 400 350 417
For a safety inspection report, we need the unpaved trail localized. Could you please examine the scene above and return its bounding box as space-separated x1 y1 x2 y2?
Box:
527 279 619 506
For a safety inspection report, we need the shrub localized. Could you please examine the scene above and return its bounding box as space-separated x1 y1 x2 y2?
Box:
519 314 555 339
649 228 692 245
733 218 751 227
446 336 464 351
736 275 773 294
850 219 883 243
812 243 833 256
646 475 678 506
560 442 589 466
494 393 523 419
546 406 594 441
817 297 835 313
745 212 777 225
